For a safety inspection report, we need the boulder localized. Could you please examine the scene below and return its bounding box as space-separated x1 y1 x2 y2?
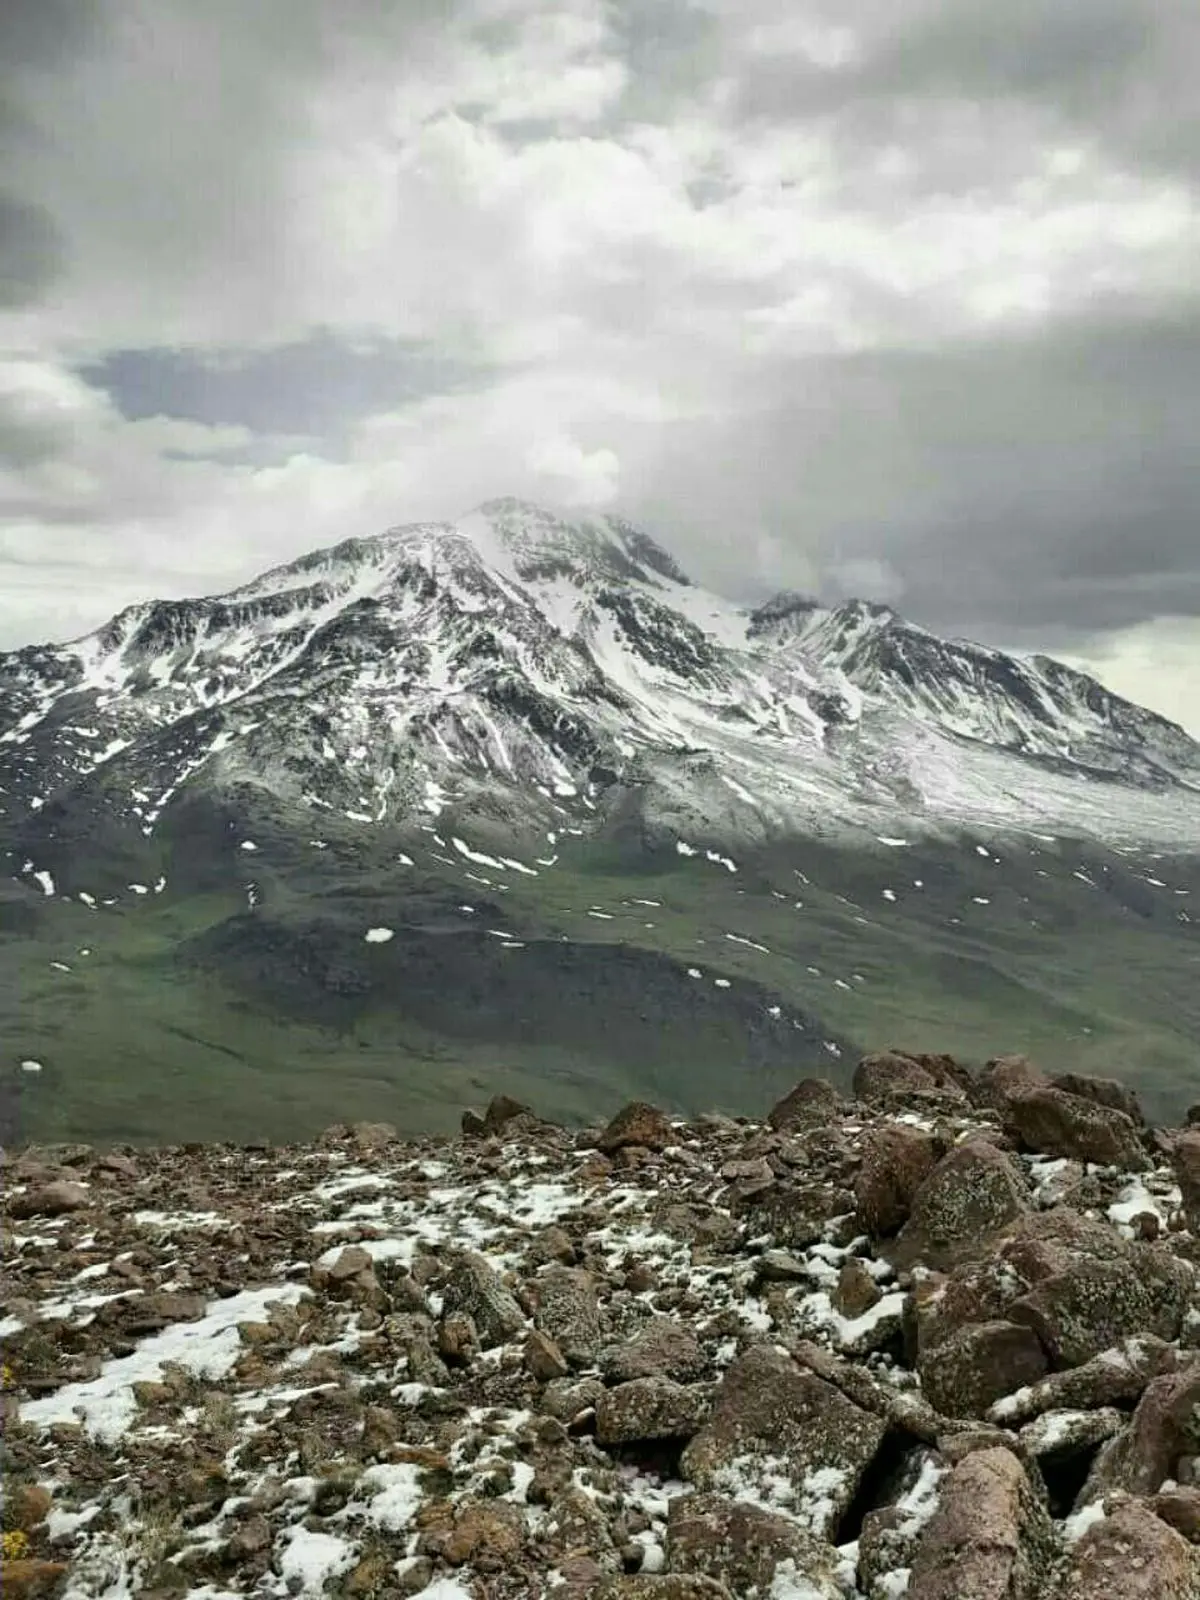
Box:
1080 1363 1200 1501
892 1141 1030 1272
1003 1085 1147 1171
666 1492 841 1598
680 1345 887 1539
1007 1251 1193 1369
854 1123 939 1237
988 1336 1182 1425
853 1052 952 1103
601 1319 706 1386
441 1252 525 1348
596 1102 674 1154
906 1447 1054 1600
917 1321 1048 1420
1056 1499 1199 1600
1052 1073 1144 1126
533 1267 602 1369
768 1079 843 1131
595 1378 711 1445
975 1055 1047 1108
1170 1130 1200 1231
8 1180 91 1219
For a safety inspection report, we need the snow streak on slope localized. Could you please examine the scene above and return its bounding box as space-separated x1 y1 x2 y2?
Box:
2 497 1200 850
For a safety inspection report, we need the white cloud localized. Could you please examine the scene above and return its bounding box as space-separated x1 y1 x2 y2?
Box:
1064 618 1200 738
525 434 620 504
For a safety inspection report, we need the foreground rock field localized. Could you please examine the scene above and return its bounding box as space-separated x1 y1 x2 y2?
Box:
6 1049 1200 1599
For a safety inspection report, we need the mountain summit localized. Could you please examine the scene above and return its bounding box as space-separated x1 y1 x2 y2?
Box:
3 498 1198 853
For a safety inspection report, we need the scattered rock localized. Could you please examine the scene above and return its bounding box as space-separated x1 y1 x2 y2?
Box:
1004 1085 1148 1171
681 1345 887 1538
596 1102 674 1154
918 1320 1049 1420
1056 1498 1199 1599
906 1447 1054 1600
767 1079 843 1131
666 1492 841 1598
855 1123 940 1237
893 1141 1030 1272
595 1378 711 1445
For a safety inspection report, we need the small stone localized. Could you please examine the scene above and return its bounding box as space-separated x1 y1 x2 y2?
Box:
832 1259 882 1320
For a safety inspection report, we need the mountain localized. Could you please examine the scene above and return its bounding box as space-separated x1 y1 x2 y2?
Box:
2 498 1198 1145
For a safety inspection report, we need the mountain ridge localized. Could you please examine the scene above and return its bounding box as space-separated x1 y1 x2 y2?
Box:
3 498 1199 855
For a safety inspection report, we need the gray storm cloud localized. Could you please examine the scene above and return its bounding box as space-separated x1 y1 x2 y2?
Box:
0 0 1197 731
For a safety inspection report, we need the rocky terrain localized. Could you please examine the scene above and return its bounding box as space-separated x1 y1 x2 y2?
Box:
6 1048 1200 1598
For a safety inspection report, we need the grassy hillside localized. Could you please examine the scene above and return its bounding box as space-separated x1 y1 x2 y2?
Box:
4 793 1198 1144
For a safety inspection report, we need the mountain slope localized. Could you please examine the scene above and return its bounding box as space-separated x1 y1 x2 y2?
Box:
2 498 1198 1144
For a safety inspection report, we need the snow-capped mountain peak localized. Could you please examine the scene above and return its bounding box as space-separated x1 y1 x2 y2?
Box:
3 500 1199 854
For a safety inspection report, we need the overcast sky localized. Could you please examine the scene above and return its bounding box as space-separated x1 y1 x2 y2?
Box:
2 0 1199 732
